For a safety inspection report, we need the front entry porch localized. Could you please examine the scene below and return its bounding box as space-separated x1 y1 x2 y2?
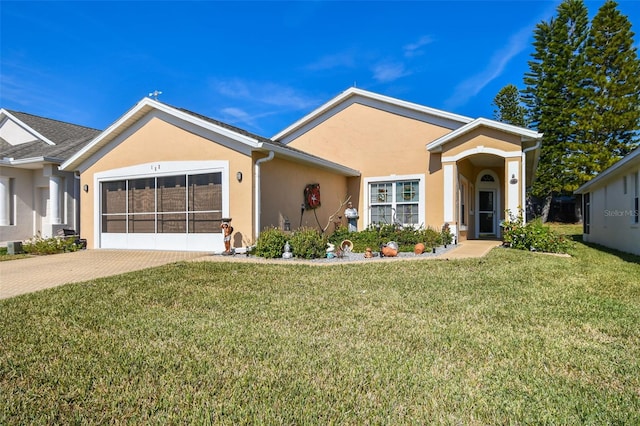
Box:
443 152 523 242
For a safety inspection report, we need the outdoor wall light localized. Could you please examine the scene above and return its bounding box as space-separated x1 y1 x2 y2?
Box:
83 184 89 192
510 174 518 185
236 171 243 182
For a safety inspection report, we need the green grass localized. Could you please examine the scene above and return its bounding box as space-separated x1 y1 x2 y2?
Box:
1 227 639 424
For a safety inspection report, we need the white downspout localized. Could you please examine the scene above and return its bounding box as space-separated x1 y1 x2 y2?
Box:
254 151 275 240
522 140 541 222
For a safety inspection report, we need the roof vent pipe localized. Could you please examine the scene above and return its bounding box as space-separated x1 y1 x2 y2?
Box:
254 151 275 240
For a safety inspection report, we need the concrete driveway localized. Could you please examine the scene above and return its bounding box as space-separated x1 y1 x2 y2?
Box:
0 250 210 300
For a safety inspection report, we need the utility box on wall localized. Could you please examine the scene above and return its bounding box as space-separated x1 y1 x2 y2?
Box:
7 241 23 255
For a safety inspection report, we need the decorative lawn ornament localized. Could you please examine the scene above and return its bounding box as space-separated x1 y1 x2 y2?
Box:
304 184 321 209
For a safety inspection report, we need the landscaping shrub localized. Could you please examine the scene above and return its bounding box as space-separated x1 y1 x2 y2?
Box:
418 227 443 249
255 227 288 259
441 223 454 245
289 227 327 259
328 224 449 253
502 214 573 253
22 233 81 255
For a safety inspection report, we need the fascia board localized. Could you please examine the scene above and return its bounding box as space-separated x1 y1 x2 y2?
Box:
427 118 543 152
61 98 262 171
575 147 640 194
273 87 473 144
259 143 360 177
0 108 56 146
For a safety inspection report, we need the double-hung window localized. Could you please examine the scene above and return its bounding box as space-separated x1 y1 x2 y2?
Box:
368 176 423 227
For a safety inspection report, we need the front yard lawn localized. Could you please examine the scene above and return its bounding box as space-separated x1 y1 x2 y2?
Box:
1 227 638 424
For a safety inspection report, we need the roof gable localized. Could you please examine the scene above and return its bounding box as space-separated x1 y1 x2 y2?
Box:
0 109 100 166
273 87 474 144
426 118 542 152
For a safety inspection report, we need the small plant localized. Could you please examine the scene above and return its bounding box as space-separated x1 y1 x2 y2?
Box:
255 227 288 259
419 226 443 249
502 211 573 254
22 233 81 255
441 223 453 246
290 227 327 259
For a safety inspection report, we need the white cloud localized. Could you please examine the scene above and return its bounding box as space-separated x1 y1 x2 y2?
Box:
403 35 433 58
305 51 357 71
210 78 318 110
372 61 410 83
444 24 532 110
444 1 561 111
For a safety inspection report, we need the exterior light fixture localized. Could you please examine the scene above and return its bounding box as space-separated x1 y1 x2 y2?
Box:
236 171 243 182
83 184 89 192
510 174 518 185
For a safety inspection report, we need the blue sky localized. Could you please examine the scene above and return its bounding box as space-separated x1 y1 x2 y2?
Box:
2 1 639 137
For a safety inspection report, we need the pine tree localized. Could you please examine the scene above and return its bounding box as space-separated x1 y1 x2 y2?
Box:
576 0 640 183
522 0 590 221
492 84 527 126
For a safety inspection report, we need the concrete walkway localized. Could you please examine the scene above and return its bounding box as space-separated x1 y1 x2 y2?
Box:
439 239 503 260
0 240 501 300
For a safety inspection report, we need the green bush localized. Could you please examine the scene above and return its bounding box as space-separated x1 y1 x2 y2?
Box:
255 227 288 259
418 227 443 249
23 233 81 255
328 224 448 252
502 214 573 254
290 228 327 259
441 223 453 246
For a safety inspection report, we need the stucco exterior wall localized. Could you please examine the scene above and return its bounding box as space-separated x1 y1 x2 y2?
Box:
79 115 254 249
288 102 449 231
259 157 348 235
0 167 34 242
583 167 640 255
440 127 521 158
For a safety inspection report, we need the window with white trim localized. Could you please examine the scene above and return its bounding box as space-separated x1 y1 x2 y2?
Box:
369 179 420 226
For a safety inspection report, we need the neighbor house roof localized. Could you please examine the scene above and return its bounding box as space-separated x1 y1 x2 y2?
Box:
575 146 640 194
0 109 100 169
60 98 359 176
272 87 475 144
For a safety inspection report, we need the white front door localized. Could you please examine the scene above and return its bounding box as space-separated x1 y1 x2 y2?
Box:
478 189 496 235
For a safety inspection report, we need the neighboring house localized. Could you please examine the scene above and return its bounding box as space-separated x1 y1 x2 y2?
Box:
575 147 640 256
59 88 542 253
276 88 542 242
0 109 100 244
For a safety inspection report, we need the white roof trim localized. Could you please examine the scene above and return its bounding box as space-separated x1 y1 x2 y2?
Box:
442 147 522 163
0 108 56 146
60 98 263 171
59 97 360 177
575 146 640 194
427 118 543 152
272 87 473 144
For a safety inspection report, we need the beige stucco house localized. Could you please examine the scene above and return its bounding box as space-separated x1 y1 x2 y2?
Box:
60 98 358 252
0 109 100 245
276 88 542 243
60 88 542 253
575 147 640 256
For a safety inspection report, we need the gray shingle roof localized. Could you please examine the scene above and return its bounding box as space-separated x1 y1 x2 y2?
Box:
175 105 332 161
0 111 101 162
